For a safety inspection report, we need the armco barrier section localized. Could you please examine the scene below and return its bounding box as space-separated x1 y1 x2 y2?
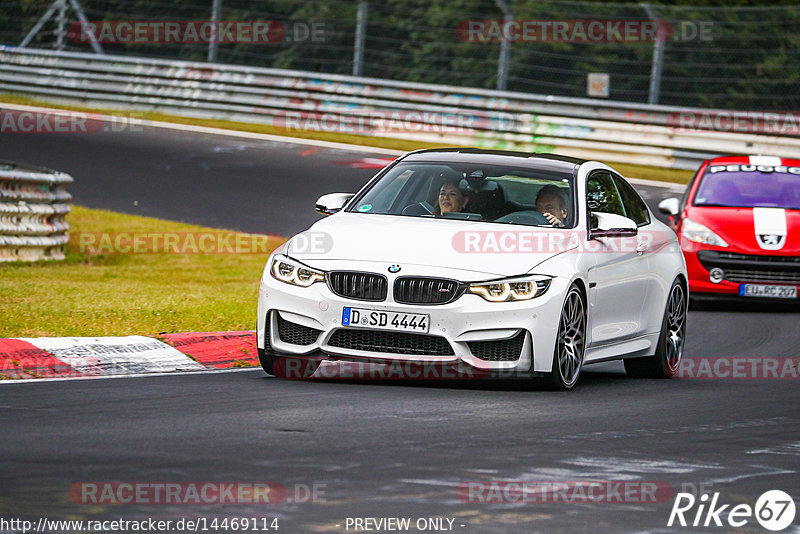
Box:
0 161 72 262
1 47 799 169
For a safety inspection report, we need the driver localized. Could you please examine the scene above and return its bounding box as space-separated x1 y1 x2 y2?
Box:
436 181 470 216
535 185 568 227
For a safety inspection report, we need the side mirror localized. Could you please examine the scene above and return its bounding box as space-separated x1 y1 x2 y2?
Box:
590 212 638 238
658 197 680 216
315 193 354 215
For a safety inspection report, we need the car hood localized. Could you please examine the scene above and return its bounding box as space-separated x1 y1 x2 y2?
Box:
687 206 800 254
286 212 575 278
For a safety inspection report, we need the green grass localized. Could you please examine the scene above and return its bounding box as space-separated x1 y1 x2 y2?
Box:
0 206 285 337
0 92 694 184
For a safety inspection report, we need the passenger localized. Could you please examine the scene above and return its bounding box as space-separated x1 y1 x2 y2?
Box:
535 184 569 227
436 181 470 216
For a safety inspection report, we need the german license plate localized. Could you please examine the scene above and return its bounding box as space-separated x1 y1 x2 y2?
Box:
739 284 798 299
342 307 429 333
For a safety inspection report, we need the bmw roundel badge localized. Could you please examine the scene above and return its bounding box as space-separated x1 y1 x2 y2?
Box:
388 265 401 273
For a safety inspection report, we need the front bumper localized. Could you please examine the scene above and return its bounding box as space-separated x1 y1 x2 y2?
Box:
683 243 800 296
257 266 568 374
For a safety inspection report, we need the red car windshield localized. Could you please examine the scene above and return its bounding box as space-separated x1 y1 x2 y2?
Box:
694 164 800 210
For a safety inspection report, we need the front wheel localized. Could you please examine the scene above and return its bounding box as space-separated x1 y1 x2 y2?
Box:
257 347 276 375
625 278 687 378
545 285 586 390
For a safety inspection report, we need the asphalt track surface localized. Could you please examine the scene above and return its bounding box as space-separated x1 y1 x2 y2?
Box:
1 123 799 533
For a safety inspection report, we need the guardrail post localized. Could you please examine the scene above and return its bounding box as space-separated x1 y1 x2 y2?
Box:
352 0 368 77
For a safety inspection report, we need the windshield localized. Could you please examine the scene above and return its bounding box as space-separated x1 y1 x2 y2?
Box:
347 162 576 228
694 164 800 209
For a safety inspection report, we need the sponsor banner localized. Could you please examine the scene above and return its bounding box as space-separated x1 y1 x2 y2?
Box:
17 336 204 377
458 480 674 504
0 338 71 379
677 357 800 379
161 331 258 369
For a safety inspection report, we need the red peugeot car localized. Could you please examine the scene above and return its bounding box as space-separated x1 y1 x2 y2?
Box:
659 155 800 301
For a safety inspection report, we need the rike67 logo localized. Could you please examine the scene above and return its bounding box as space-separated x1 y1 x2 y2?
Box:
668 490 795 531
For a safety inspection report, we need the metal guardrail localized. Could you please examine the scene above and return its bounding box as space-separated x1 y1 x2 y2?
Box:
0 161 72 262
1 46 799 171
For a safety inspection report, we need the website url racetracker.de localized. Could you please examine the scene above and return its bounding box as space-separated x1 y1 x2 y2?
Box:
0 517 280 533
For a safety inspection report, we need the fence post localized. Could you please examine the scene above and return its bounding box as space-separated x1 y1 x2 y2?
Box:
494 0 512 91
641 3 664 105
352 0 368 76
208 0 222 62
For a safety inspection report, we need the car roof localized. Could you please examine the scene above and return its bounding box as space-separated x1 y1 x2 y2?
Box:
400 148 585 174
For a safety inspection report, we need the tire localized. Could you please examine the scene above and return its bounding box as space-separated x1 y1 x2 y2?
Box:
257 347 276 376
625 278 687 379
545 285 587 391
259 314 319 379
258 348 320 379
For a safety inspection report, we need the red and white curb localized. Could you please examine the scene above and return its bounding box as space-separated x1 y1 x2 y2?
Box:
0 331 259 380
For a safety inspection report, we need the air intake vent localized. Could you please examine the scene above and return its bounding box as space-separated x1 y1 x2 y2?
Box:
328 329 455 356
468 332 525 362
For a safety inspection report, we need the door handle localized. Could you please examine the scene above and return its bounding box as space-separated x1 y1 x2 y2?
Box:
636 242 648 255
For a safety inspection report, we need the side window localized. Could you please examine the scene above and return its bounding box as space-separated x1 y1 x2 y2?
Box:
614 176 650 226
586 171 625 218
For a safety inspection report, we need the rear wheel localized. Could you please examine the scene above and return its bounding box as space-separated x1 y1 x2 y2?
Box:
545 285 586 390
625 278 687 378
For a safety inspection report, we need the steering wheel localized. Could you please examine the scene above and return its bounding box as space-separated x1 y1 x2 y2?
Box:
401 201 435 216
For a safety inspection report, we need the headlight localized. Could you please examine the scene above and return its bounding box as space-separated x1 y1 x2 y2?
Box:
468 276 552 302
270 254 325 287
681 217 728 247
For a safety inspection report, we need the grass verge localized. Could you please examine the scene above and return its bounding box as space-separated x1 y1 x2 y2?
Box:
0 92 693 184
0 206 284 337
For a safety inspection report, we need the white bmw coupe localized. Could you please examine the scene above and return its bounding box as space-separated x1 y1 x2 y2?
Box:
257 149 688 389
